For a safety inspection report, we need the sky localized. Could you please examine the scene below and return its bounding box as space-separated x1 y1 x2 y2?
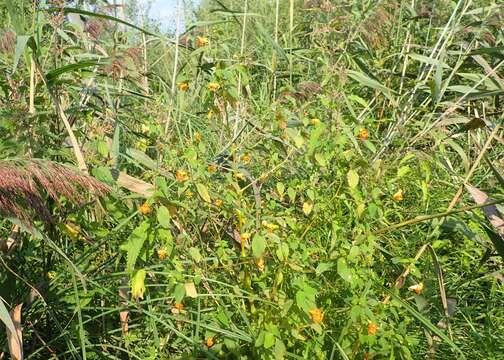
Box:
137 0 200 31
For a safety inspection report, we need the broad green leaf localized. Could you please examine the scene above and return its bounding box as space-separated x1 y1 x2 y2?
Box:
315 262 332 275
120 221 150 273
173 283 185 303
347 169 359 189
126 148 158 170
264 332 275 349
337 258 352 282
157 206 171 228
0 300 18 348
276 182 285 196
13 35 29 74
196 183 211 203
189 247 203 263
408 53 450 69
252 235 266 258
347 70 395 103
131 268 146 300
274 338 286 360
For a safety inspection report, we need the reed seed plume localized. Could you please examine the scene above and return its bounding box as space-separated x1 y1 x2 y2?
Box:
0 159 109 225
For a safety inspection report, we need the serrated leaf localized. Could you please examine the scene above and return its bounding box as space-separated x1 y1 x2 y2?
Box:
252 235 266 258
196 183 211 203
347 169 359 189
157 206 171 228
121 221 150 273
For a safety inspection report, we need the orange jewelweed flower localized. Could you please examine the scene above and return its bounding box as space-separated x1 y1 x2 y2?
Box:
358 128 369 140
309 308 324 324
393 189 404 201
279 120 287 130
206 337 214 348
196 36 209 47
139 202 152 215
208 82 220 92
408 282 424 295
157 249 168 260
368 322 378 336
214 199 223 207
177 82 189 91
207 163 217 173
174 303 184 311
176 170 188 182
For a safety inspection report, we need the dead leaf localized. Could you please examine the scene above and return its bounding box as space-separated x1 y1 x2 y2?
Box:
116 172 154 198
465 184 504 238
119 280 129 336
6 304 23 360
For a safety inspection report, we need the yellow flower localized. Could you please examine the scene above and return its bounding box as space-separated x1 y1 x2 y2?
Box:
214 199 223 207
309 308 324 324
157 248 168 260
177 82 189 91
393 189 404 201
234 172 246 181
256 257 265 272
208 82 220 92
262 220 279 233
141 124 150 135
408 282 424 295
240 232 250 242
302 202 313 216
194 132 202 142
358 128 369 141
207 163 217 173
240 153 250 163
139 202 152 215
310 118 321 125
207 110 214 119
47 270 56 279
176 170 188 182
195 36 209 47
185 190 193 199
368 322 378 336
206 337 215 348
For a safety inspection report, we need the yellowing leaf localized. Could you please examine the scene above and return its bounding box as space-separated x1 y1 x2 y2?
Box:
302 202 313 215
131 269 146 300
185 282 198 298
196 183 211 203
347 169 359 189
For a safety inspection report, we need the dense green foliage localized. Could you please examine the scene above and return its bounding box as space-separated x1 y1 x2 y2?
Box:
0 0 503 359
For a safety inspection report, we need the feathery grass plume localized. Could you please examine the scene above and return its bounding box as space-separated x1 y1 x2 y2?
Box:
0 30 15 54
0 160 109 225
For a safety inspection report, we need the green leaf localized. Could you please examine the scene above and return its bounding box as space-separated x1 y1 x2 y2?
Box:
287 187 296 203
0 299 18 344
264 332 275 349
189 247 203 263
126 148 158 170
347 169 359 189
57 7 159 37
337 258 352 282
347 70 395 103
157 206 171 228
315 262 332 275
274 338 286 360
276 182 285 196
252 235 266 258
196 183 211 203
120 221 150 273
173 283 186 303
13 35 29 74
